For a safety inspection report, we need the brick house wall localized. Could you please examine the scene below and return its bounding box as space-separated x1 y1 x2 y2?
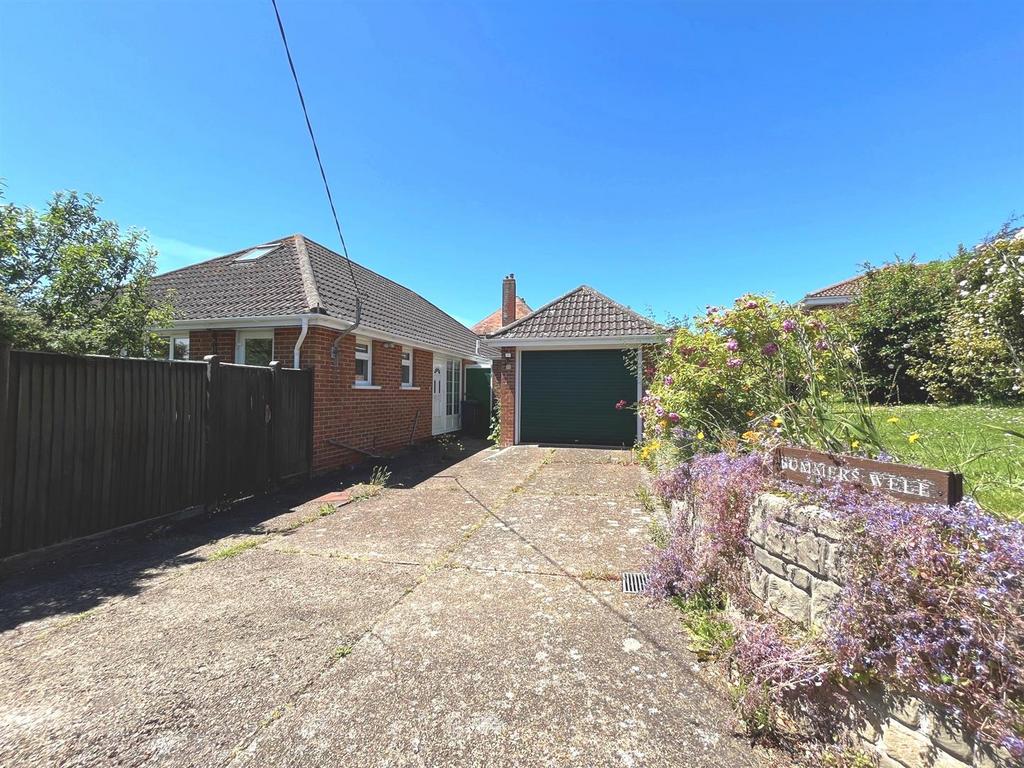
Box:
189 330 237 360
189 325 441 473
493 346 516 447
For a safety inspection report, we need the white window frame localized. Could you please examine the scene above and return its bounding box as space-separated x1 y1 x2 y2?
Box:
400 346 414 388
235 330 274 366
354 336 373 386
170 334 190 360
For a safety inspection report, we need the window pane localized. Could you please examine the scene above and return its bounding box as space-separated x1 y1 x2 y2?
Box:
401 364 412 386
355 342 369 356
172 338 189 360
244 338 273 366
355 358 368 381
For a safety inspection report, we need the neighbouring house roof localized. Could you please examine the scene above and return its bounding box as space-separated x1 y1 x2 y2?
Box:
800 274 866 307
150 234 490 360
470 297 532 335
486 285 662 342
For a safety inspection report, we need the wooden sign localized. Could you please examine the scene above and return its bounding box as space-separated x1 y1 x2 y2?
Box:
774 446 963 506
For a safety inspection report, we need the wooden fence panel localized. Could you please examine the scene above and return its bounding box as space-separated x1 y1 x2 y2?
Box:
0 349 312 558
213 362 273 503
272 365 313 482
0 351 210 557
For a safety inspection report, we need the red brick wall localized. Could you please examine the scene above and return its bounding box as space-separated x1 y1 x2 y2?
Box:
493 346 516 447
189 330 237 361
302 326 436 472
187 324 458 473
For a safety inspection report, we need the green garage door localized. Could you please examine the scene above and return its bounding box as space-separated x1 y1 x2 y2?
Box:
519 349 637 446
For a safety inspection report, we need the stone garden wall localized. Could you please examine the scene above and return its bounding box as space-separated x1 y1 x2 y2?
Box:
670 493 1011 768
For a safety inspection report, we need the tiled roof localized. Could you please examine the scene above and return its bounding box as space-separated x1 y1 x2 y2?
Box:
150 235 489 359
486 285 662 340
803 274 865 301
470 297 532 335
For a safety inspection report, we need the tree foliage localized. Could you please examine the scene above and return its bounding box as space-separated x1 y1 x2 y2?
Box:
847 258 958 404
0 191 170 355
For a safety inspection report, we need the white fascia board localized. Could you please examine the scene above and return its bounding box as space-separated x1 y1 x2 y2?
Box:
150 314 337 333
492 335 664 349
799 296 853 309
153 314 489 364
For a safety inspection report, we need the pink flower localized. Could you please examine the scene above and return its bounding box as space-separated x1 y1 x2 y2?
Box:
727 358 743 369
761 342 779 357
745 300 758 310
815 339 829 350
726 339 739 352
663 375 674 386
655 406 665 417
668 412 680 423
615 399 627 410
782 319 797 332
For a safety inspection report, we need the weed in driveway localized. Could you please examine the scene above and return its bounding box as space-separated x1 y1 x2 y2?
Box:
578 569 618 581
647 518 670 549
210 537 263 561
672 592 736 661
330 644 354 661
352 465 391 501
635 484 658 514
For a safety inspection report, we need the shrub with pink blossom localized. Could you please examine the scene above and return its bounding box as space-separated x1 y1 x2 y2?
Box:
638 295 884 464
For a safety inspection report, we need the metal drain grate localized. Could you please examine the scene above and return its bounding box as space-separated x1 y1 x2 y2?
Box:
621 572 649 594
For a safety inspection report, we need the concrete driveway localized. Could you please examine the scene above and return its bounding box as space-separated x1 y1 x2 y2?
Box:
0 442 764 768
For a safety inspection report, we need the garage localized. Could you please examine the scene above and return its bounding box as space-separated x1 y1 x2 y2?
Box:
519 349 638 445
485 285 663 448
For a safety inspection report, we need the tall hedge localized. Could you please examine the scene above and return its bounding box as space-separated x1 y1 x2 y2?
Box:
848 259 959 404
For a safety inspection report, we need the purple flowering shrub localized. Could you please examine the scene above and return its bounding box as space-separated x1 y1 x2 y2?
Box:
826 491 1024 755
648 452 1024 756
637 295 884 463
648 452 769 601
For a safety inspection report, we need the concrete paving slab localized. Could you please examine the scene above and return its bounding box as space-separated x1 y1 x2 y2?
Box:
0 547 419 768
523 461 642 498
230 568 762 768
547 447 635 465
266 489 489 564
454 493 652 578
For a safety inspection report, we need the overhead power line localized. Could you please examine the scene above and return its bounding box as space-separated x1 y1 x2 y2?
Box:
270 0 362 323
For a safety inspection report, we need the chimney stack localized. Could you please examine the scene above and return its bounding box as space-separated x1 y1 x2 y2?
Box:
501 274 517 327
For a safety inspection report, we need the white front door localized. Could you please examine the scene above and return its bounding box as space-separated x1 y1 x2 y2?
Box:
431 354 463 435
432 357 446 434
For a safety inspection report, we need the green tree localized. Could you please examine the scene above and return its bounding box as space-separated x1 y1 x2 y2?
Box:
847 258 958 404
0 190 170 354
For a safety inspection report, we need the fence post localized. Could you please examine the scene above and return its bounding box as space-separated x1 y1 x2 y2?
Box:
268 360 280 489
204 355 222 505
0 340 10 535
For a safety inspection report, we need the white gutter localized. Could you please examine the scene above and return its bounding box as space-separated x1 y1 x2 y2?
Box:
293 315 309 369
153 313 490 364
488 335 665 349
799 296 854 309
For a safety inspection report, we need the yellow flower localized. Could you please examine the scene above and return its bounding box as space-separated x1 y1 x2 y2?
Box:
772 417 783 428
887 416 901 424
815 373 826 382
851 440 860 449
908 433 921 444
741 430 762 443
746 410 755 418
696 431 705 440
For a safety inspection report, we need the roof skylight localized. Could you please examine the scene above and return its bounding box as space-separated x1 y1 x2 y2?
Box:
233 245 278 262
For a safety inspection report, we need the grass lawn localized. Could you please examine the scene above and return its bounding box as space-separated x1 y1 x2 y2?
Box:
869 404 1024 520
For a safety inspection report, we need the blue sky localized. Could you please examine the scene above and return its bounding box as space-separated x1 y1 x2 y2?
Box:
2 1 1021 328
